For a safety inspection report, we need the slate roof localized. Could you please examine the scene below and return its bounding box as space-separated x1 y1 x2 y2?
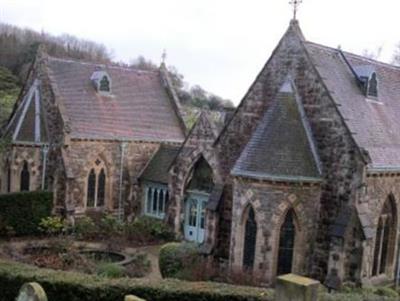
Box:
232 80 322 182
140 144 181 184
304 42 400 170
46 57 185 142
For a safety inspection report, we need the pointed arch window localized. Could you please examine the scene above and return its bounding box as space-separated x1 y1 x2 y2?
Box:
86 160 107 208
20 161 30 191
372 197 396 276
277 209 296 275
243 206 257 269
6 162 11 193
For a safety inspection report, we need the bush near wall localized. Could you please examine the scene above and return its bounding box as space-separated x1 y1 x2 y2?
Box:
0 191 53 236
159 242 201 279
0 259 271 301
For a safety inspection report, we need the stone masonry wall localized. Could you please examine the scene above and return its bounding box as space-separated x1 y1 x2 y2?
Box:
230 177 321 285
358 173 400 284
63 140 159 216
215 21 366 281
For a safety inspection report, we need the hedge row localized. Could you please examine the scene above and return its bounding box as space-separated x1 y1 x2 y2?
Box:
0 191 53 235
0 259 272 301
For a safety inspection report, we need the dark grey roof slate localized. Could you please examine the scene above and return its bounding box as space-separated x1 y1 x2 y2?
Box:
231 80 321 182
304 42 400 169
140 144 180 184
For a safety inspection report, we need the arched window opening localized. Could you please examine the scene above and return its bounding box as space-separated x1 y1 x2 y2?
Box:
20 161 30 191
277 209 296 275
99 76 110 92
372 197 396 276
97 168 106 207
86 160 108 208
243 206 257 269
187 157 214 193
6 164 11 193
368 72 378 98
87 169 96 207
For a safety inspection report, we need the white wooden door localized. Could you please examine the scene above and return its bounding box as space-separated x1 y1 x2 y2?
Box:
184 194 207 243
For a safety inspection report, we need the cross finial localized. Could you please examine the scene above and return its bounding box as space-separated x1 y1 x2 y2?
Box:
161 49 167 64
289 0 302 20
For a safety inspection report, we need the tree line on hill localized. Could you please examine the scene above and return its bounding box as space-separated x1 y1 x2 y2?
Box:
0 23 233 129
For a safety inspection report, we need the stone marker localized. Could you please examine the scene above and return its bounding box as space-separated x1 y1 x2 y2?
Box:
17 282 48 301
125 295 146 301
275 274 319 301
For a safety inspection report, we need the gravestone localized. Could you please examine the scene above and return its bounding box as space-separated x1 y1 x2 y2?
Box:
17 282 48 301
275 274 319 301
125 295 146 301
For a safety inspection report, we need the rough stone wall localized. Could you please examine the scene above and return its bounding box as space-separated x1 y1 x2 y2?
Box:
357 173 400 284
168 114 222 248
0 146 43 193
214 21 365 281
63 140 159 216
230 177 321 285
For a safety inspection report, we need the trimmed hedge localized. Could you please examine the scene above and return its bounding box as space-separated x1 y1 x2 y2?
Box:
0 259 271 301
0 191 53 235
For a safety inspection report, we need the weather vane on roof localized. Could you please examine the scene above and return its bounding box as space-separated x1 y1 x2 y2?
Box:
289 0 302 20
161 49 167 64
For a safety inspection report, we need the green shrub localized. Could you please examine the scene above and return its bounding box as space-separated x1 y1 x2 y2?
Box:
99 214 123 236
38 216 65 235
125 216 175 242
74 216 97 239
96 263 126 278
159 242 201 279
0 259 271 301
0 191 53 236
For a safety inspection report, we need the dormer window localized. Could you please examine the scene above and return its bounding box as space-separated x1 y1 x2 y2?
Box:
99 75 110 92
354 65 379 99
90 70 112 94
368 72 378 98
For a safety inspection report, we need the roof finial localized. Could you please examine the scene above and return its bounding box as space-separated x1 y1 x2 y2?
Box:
289 0 302 20
161 49 167 64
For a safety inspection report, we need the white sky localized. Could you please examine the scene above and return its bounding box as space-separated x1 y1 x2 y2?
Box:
0 0 399 104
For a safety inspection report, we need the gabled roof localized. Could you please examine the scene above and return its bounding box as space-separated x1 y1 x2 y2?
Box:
304 42 400 169
139 144 181 184
5 80 48 144
232 79 322 182
45 56 185 142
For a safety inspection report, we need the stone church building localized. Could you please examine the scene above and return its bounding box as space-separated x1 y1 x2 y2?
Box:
0 46 186 217
162 20 400 287
2 19 400 288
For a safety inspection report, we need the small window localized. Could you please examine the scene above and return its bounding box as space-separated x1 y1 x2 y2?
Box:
20 161 30 191
368 72 378 98
99 76 110 92
144 184 168 219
